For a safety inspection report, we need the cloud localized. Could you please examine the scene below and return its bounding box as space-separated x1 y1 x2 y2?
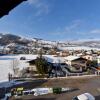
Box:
65 20 81 32
79 29 100 36
27 0 49 16
45 19 100 40
90 29 100 34
47 19 82 38
28 0 38 5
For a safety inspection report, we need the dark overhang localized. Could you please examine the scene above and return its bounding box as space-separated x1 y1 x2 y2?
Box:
0 0 27 18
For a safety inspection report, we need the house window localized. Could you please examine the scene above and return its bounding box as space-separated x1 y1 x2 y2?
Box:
80 60 85 63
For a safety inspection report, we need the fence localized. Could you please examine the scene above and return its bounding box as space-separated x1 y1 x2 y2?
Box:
67 73 95 76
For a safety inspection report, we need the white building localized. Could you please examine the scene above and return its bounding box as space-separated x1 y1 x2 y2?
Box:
64 55 80 66
82 54 97 61
97 56 100 66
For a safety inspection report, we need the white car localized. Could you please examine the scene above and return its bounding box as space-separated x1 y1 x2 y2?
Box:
72 93 95 100
31 88 53 96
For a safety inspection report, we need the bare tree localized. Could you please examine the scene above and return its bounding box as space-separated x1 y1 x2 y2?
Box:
11 59 19 76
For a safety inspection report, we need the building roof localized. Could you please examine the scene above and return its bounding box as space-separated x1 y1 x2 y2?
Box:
0 0 27 18
43 55 65 63
64 56 80 61
17 54 38 61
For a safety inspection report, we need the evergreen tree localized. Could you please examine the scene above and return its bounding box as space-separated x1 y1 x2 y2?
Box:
35 57 48 75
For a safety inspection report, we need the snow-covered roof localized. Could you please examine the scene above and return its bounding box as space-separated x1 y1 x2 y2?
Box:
0 55 17 60
76 53 83 56
59 46 100 51
0 57 15 60
43 55 65 63
6 43 16 47
43 55 56 63
64 55 80 61
16 54 38 60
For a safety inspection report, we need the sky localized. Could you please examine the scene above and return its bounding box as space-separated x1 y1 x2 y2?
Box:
0 0 100 41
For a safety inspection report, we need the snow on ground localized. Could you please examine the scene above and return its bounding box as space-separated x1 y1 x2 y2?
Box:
0 58 14 82
0 53 92 83
59 46 100 51
0 54 41 82
0 54 61 82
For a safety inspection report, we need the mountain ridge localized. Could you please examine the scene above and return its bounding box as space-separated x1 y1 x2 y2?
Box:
0 33 100 48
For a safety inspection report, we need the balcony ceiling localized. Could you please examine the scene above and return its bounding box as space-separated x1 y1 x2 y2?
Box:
0 0 27 18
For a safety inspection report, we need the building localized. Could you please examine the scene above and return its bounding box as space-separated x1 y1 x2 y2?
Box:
97 56 100 66
59 51 70 57
64 56 80 66
82 54 97 61
64 56 87 71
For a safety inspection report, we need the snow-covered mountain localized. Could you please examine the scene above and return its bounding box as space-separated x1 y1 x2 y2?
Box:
0 33 100 48
0 33 31 46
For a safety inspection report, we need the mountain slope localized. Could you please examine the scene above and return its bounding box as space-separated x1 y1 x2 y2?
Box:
0 33 31 45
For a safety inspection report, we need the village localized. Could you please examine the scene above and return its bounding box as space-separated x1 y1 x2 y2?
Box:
0 0 100 100
0 39 100 100
0 45 100 81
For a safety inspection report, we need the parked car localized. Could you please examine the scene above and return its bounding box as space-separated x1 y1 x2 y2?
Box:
72 93 95 100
